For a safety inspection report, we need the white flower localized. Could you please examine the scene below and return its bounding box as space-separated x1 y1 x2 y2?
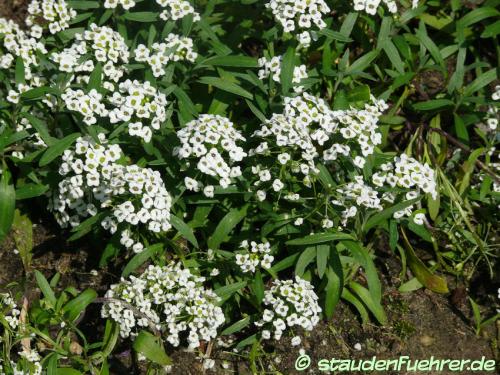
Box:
291 336 301 346
26 0 77 34
156 0 200 22
413 213 426 225
256 276 321 341
102 263 225 345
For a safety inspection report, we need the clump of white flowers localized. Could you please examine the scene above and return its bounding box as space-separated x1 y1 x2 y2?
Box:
62 89 108 126
108 79 168 142
353 0 419 15
104 0 136 10
265 0 330 45
48 135 172 250
134 34 197 77
0 349 43 375
258 55 308 93
156 0 201 21
484 85 500 131
51 24 129 85
0 294 42 375
235 240 274 273
102 263 225 348
0 18 47 80
255 276 321 341
174 114 247 194
251 93 387 196
26 0 77 34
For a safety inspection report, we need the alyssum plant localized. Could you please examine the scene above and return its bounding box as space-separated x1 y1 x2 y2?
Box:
0 0 498 373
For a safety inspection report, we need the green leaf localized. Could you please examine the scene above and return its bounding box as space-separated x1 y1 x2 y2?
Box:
413 99 454 111
221 316 250 335
122 12 158 22
55 369 83 375
207 205 248 249
133 331 172 366
214 281 247 301
318 28 352 42
458 7 500 28
21 87 58 101
347 85 371 103
15 57 25 85
364 197 419 232
0 167 15 243
16 183 49 200
39 133 80 167
198 76 253 99
11 209 32 269
170 215 198 248
87 62 103 91
349 281 387 325
463 69 497 97
481 20 500 38
22 113 54 146
62 289 97 321
346 50 379 74
286 232 353 246
324 266 342 318
416 22 444 68
316 244 329 279
295 246 317 277
203 55 258 68
252 270 265 303
68 212 105 241
67 1 100 9
401 229 448 293
35 270 57 306
342 240 382 303
280 47 295 95
122 244 163 277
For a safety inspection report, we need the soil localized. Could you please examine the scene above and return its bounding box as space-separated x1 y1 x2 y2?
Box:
1 2 499 374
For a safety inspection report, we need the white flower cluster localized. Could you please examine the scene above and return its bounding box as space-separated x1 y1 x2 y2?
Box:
352 0 419 15
104 0 136 10
156 0 201 22
353 0 397 14
258 55 308 93
255 276 321 341
108 79 168 142
485 85 500 131
51 24 129 85
175 115 247 193
26 0 77 34
0 294 42 375
0 293 20 330
371 154 437 221
0 18 47 80
62 89 108 126
324 97 387 168
235 240 274 273
0 349 43 375
251 93 388 201
102 263 225 348
134 34 197 78
48 135 172 249
265 0 330 46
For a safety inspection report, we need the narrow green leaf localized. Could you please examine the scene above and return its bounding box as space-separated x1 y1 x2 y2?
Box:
171 215 198 248
122 244 163 277
0 166 15 242
35 270 57 306
133 331 172 366
280 47 295 95
198 76 253 99
207 205 248 249
39 133 80 167
286 232 353 246
62 289 97 321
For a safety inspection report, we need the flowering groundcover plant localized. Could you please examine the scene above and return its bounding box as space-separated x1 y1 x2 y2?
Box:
0 0 498 373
